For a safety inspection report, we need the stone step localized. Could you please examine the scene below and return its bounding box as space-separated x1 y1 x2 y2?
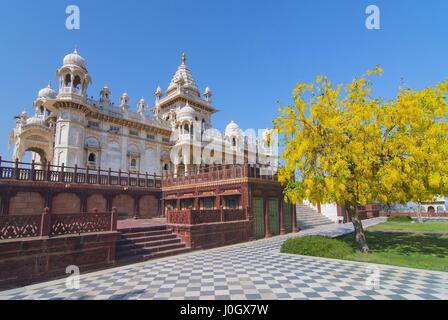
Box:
117 242 187 258
117 238 182 252
117 233 177 245
297 210 321 215
118 225 167 234
120 229 173 239
296 203 334 229
116 223 190 266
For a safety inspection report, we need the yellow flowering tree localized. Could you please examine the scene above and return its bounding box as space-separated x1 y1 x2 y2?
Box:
274 68 448 252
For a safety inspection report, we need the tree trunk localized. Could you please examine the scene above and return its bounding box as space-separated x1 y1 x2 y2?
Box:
348 205 369 253
416 202 423 223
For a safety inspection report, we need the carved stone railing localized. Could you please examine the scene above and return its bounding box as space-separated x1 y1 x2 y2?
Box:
0 208 118 240
166 208 248 225
0 157 162 189
162 163 278 187
0 214 42 240
50 212 114 237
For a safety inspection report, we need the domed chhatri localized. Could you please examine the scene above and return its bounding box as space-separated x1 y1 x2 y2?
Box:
154 85 163 97
203 86 212 102
38 83 57 99
63 48 87 70
225 120 240 135
177 102 195 120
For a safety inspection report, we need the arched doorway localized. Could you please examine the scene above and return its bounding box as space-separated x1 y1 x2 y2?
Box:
19 147 49 170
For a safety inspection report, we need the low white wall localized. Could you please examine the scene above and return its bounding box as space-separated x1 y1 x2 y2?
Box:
303 200 339 223
320 203 339 222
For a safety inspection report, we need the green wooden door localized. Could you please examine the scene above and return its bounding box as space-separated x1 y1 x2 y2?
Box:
283 203 292 232
269 198 280 236
252 197 264 239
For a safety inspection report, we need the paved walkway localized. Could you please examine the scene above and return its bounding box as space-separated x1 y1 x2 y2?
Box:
1 218 447 300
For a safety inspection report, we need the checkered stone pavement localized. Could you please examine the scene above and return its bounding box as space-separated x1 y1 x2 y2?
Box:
1 218 447 300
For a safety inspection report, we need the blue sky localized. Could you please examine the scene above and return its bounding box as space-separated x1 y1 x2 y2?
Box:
0 0 447 159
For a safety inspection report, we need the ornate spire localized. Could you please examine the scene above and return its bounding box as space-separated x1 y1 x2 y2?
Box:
167 53 198 95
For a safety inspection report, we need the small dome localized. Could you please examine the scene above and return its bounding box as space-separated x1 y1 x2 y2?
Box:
120 92 130 108
63 48 87 69
155 86 163 97
225 120 240 136
100 85 111 96
204 86 212 97
138 98 147 113
38 83 57 99
177 103 195 120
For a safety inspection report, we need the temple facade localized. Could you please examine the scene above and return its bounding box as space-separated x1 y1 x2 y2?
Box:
9 50 276 176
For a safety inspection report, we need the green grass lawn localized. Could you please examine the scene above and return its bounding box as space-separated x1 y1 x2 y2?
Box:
338 231 448 272
282 220 448 271
367 221 448 233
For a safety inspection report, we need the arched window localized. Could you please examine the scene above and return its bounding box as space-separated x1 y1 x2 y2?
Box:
88 153 96 163
130 158 137 169
64 74 72 87
232 137 237 147
184 123 189 133
163 163 169 171
73 75 81 90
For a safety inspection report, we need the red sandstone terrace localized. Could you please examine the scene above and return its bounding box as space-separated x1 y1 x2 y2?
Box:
0 158 299 289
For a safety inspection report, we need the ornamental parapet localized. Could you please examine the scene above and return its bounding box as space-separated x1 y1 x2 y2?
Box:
0 207 118 240
0 157 162 190
166 208 248 225
161 163 278 188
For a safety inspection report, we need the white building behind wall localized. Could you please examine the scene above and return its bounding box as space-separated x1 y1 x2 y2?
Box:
9 50 277 175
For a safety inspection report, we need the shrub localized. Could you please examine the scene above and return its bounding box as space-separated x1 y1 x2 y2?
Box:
281 236 354 259
387 216 412 222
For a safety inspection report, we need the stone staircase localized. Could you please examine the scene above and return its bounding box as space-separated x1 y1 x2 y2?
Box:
297 204 335 229
115 225 190 265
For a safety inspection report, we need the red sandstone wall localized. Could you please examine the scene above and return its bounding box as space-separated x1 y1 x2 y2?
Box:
0 232 119 290
87 194 107 212
52 193 80 214
139 195 159 218
112 194 134 218
9 192 44 215
170 221 252 249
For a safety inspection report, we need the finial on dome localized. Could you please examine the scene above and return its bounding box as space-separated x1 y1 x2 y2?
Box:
182 52 186 65
204 86 212 100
